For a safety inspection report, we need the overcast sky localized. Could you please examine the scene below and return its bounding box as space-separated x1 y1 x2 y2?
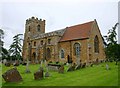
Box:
0 0 119 49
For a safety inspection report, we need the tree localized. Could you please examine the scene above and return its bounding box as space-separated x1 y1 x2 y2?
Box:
2 47 9 60
0 29 4 61
0 29 4 40
104 23 120 61
9 34 23 60
104 23 119 46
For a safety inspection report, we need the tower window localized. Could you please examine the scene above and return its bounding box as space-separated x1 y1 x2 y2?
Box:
48 39 51 44
41 40 43 45
28 43 30 45
37 25 40 32
34 41 36 46
28 26 30 31
47 48 51 58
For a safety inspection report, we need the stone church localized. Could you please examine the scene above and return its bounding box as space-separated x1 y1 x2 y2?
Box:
22 17 106 65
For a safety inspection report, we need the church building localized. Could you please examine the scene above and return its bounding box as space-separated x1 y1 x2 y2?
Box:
22 17 106 65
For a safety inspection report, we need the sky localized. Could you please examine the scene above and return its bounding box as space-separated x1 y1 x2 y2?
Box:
0 0 119 49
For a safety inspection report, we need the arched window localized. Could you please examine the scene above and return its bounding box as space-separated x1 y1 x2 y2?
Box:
60 49 64 59
48 39 51 44
74 43 81 57
41 40 43 45
33 52 36 60
37 25 40 32
34 41 36 46
47 48 51 58
94 35 99 53
28 26 30 31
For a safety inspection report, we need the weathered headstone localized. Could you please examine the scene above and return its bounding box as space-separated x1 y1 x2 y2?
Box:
67 63 76 72
22 61 27 66
106 64 109 70
44 60 47 67
75 64 81 70
2 68 22 82
48 66 58 71
81 63 86 68
3 59 7 65
58 65 64 73
48 64 61 71
66 63 69 66
90 63 93 67
13 60 19 66
45 72 50 77
25 60 31 73
5 62 11 67
34 69 43 80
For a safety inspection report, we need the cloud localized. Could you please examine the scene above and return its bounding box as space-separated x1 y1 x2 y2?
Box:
1 0 119 49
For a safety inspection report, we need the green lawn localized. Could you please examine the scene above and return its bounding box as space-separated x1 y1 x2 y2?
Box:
1 61 119 86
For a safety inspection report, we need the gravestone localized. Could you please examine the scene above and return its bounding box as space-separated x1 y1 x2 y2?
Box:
45 71 50 77
2 68 22 82
34 68 44 80
48 66 58 71
44 60 47 67
44 60 50 77
22 62 27 66
13 60 19 66
75 64 81 70
58 65 64 73
90 63 93 67
39 61 44 71
66 63 69 66
67 63 76 72
3 59 7 65
25 60 31 73
81 63 86 68
5 62 11 67
106 64 109 70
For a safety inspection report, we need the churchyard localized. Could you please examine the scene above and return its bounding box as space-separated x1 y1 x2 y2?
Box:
1 61 119 86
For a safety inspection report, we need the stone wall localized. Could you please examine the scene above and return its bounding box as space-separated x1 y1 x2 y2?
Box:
88 20 106 63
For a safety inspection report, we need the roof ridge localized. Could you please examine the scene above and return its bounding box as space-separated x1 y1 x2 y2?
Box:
65 20 94 29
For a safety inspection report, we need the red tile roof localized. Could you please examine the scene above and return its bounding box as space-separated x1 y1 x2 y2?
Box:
59 21 94 42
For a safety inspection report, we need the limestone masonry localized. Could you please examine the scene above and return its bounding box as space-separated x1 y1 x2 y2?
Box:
22 17 106 65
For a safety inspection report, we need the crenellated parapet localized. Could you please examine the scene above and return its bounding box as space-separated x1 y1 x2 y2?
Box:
26 16 45 25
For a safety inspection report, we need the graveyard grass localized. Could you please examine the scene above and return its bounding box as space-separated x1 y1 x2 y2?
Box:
1 62 119 86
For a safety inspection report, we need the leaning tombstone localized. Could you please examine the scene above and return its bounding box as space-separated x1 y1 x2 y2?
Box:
39 60 44 71
22 62 27 66
67 63 76 72
44 60 50 77
106 64 109 70
44 60 47 67
3 59 7 65
76 64 81 70
2 68 22 82
13 60 19 66
58 65 64 73
34 68 44 80
45 71 50 77
90 63 93 67
81 63 86 68
25 60 31 73
45 67 50 77
5 62 11 67
66 63 69 66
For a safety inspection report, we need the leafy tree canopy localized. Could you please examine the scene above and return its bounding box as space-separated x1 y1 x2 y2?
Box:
9 34 23 60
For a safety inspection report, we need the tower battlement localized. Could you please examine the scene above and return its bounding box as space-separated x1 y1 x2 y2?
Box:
26 16 45 24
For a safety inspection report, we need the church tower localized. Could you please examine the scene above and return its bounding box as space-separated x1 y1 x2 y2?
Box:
22 17 45 61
